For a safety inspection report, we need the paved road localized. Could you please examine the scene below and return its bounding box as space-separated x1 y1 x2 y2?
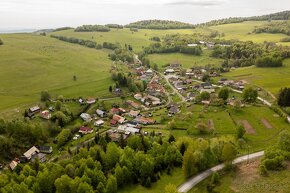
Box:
163 74 187 102
178 151 265 193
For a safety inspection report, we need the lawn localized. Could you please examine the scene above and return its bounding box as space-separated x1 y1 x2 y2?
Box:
51 28 194 52
0 33 114 117
209 21 289 44
148 50 224 70
221 58 290 95
118 168 185 193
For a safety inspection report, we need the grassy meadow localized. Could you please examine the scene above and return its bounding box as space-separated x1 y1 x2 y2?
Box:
51 28 194 52
209 21 289 44
221 58 290 95
0 33 113 116
148 50 223 70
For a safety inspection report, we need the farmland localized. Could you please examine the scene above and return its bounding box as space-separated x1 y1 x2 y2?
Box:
0 33 113 115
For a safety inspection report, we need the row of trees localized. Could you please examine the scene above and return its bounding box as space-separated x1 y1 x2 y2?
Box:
212 42 288 68
125 20 195 29
105 24 123 29
198 10 290 27
50 35 121 50
0 134 183 193
277 87 290 107
181 137 237 178
253 21 290 36
259 130 290 175
75 25 111 32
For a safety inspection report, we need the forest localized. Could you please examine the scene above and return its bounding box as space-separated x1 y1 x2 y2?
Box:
253 21 290 35
198 10 290 26
75 25 111 32
125 20 195 29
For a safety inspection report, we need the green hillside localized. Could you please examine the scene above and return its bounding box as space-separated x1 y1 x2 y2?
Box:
0 33 113 114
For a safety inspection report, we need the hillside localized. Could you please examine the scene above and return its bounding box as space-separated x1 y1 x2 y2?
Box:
198 10 290 26
125 20 195 29
0 33 113 115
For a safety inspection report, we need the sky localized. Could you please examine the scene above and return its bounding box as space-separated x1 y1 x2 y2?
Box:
0 0 290 30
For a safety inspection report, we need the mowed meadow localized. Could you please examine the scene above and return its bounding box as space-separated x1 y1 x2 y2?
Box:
0 33 113 114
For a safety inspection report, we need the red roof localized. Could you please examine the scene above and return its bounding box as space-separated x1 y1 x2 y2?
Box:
110 119 118 125
79 127 93 132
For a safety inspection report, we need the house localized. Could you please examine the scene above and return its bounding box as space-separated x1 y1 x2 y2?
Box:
96 109 106 117
202 100 211 105
113 114 126 124
187 92 196 101
170 63 181 69
9 159 19 170
94 119 104 126
128 110 140 118
40 110 51 120
110 108 121 115
24 146 40 160
169 105 180 114
117 125 140 135
79 98 85 104
110 119 118 126
80 113 92 122
87 98 96 104
134 93 143 100
49 106 54 112
126 100 141 109
200 88 215 94
134 117 155 125
201 82 213 89
79 126 93 134
118 108 127 114
152 101 162 106
107 131 130 142
187 43 198 47
145 69 153 76
28 106 41 117
165 69 175 74
39 146 53 154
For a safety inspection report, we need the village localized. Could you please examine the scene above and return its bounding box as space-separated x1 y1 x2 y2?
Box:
6 54 251 172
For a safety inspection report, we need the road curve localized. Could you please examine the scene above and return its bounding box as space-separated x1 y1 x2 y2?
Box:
178 151 264 193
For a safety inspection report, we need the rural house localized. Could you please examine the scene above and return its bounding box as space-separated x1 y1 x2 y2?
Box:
96 109 106 117
40 110 51 120
80 113 92 122
39 146 53 154
79 126 93 134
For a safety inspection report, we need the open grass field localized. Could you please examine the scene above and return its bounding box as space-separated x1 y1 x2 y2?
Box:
0 33 113 116
51 28 194 52
221 58 290 95
209 21 289 44
189 160 290 193
148 50 224 70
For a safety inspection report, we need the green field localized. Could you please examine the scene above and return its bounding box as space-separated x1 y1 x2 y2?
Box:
148 50 224 70
51 28 194 52
221 58 290 95
0 33 113 116
209 21 289 44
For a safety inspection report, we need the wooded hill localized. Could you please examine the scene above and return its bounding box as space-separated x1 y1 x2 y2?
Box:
125 20 195 29
198 10 290 26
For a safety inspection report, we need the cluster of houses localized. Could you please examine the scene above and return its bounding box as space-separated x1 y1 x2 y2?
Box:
134 93 163 107
135 66 154 82
9 145 53 170
218 78 245 91
27 105 53 120
187 40 231 49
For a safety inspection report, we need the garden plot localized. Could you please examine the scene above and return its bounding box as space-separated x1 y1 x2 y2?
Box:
238 120 256 134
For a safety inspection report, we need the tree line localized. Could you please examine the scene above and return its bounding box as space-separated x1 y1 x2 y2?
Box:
125 20 195 29
253 21 290 36
75 25 111 32
105 24 124 29
50 35 120 50
197 10 290 27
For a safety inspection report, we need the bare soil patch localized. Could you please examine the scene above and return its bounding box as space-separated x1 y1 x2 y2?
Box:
261 118 273 129
238 120 256 134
